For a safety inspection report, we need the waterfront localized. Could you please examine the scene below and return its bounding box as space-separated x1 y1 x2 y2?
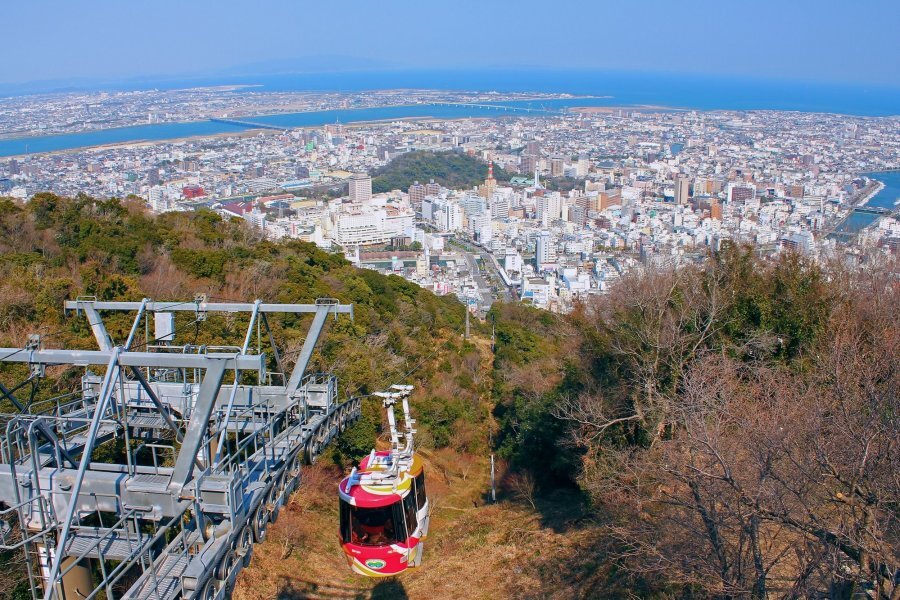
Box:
837 171 900 232
2 68 899 157
0 97 618 157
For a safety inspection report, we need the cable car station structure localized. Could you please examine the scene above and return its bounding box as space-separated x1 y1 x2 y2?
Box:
0 297 361 600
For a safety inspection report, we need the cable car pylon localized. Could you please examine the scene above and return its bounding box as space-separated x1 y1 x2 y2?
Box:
0 297 360 600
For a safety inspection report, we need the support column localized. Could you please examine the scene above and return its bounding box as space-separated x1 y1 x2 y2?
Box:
38 542 93 600
57 556 94 600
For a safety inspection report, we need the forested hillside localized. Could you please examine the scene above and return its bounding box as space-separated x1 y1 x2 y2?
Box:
371 150 512 193
0 193 896 599
491 246 899 598
0 194 495 599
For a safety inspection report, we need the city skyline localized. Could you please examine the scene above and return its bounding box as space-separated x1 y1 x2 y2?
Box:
3 0 899 90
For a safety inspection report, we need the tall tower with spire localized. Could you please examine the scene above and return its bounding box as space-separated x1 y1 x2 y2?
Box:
480 161 498 198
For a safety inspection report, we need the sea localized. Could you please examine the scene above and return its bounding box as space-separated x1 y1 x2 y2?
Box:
1 69 898 158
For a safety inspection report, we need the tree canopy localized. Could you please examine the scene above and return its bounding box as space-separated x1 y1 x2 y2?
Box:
371 150 512 193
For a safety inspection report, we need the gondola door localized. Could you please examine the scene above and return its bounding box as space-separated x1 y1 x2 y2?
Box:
400 489 419 565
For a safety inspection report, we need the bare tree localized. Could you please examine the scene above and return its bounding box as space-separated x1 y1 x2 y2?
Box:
559 254 900 598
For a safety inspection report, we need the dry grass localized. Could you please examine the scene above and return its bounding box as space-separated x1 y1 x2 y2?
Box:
233 450 600 600
233 335 595 600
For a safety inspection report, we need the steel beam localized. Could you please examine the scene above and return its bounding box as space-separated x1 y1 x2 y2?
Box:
80 304 113 351
0 465 189 519
127 366 183 442
0 348 265 372
261 312 286 379
65 300 353 315
286 304 331 397
169 360 227 494
43 348 120 600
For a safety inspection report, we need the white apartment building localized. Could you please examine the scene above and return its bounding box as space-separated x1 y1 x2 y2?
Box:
491 191 511 220
536 192 562 226
332 204 413 246
535 230 556 270
334 210 390 246
504 247 523 272
433 200 463 232
470 211 493 244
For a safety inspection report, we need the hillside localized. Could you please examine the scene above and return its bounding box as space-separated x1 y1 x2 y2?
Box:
489 247 900 598
0 194 491 598
0 193 621 600
0 194 896 599
371 150 512 194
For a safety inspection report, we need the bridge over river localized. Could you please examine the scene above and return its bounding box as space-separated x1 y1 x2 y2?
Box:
209 117 288 131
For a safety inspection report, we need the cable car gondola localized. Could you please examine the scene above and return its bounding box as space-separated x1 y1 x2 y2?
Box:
338 385 430 577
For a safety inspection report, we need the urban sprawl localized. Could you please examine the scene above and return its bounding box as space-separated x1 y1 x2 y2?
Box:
2 89 899 314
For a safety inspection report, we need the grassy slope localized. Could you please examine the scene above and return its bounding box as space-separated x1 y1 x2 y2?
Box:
234 334 612 600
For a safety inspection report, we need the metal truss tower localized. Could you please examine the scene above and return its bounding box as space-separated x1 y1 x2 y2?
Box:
0 297 360 600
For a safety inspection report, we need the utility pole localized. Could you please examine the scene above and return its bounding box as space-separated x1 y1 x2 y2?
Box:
490 454 496 503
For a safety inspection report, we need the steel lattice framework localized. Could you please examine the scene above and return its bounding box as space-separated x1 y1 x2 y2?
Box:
0 297 360 600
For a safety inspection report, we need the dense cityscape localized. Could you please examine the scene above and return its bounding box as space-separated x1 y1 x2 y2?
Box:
2 89 899 314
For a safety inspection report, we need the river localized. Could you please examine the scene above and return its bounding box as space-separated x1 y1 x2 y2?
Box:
836 171 900 233
0 98 617 157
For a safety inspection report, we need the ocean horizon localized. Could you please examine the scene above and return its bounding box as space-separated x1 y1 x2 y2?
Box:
1 69 898 157
3 69 899 116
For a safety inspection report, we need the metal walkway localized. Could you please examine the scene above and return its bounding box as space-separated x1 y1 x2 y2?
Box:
0 297 361 600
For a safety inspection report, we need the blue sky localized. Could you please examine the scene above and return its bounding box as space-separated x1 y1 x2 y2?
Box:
3 0 898 87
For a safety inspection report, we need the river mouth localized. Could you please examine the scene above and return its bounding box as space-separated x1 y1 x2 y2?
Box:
834 171 900 234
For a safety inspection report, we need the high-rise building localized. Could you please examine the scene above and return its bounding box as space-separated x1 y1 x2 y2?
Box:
535 231 555 270
536 192 561 225
460 192 487 217
525 140 541 156
710 199 723 220
520 153 537 175
437 201 462 232
576 157 590 177
675 176 691 205
727 182 756 204
421 197 436 222
348 173 372 204
550 157 565 177
425 180 441 196
491 193 510 220
599 189 621 211
569 204 587 226
470 211 492 244
408 181 426 209
576 194 594 212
